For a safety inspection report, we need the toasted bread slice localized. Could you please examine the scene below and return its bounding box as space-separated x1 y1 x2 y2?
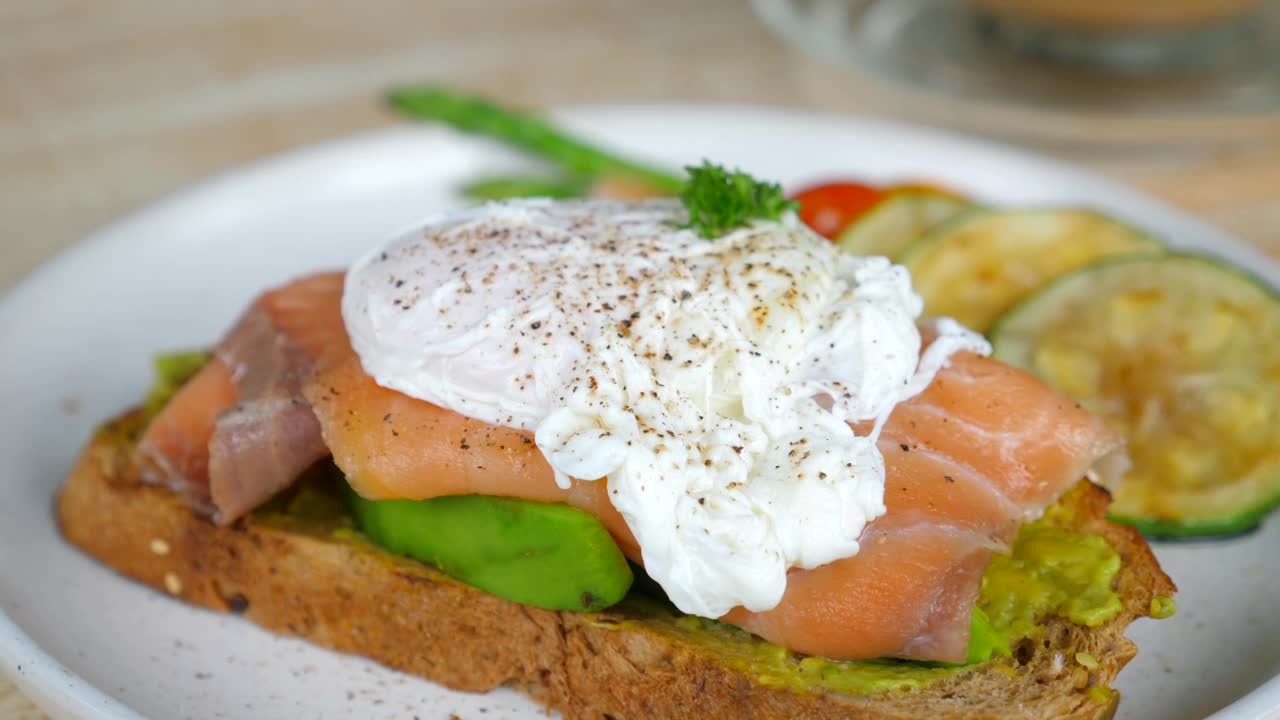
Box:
57 410 1174 720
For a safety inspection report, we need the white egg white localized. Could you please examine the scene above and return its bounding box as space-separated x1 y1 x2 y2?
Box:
343 199 988 618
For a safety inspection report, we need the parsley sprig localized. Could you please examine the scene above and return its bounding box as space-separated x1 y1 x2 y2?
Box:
677 161 798 239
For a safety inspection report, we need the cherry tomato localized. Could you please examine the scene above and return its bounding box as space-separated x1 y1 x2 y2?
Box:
790 182 884 239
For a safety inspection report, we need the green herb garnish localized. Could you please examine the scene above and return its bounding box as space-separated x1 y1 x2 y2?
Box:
677 161 797 239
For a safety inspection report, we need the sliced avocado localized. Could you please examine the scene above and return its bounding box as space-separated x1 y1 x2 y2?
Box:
347 491 634 612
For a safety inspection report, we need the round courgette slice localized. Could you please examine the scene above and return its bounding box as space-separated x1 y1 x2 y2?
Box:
991 254 1280 539
901 209 1162 332
834 191 971 261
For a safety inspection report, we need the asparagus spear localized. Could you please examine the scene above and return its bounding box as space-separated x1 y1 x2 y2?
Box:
388 87 685 196
461 174 593 201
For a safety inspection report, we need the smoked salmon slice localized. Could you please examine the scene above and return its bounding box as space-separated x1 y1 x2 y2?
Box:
303 348 639 558
137 272 346 523
139 272 1123 663
722 359 1122 662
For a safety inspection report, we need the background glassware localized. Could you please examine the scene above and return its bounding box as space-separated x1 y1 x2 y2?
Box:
752 0 1280 145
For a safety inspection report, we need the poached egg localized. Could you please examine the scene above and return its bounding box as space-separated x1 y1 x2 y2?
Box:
342 199 988 618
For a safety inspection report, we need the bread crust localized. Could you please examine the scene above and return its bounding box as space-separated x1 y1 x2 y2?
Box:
56 410 1174 720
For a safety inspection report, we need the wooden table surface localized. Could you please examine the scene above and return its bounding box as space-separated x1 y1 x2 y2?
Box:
2 1 1277 717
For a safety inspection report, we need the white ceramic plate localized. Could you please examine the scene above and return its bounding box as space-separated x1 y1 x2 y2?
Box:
1 106 1278 720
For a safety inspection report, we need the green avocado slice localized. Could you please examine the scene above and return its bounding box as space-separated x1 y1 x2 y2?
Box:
347 490 634 612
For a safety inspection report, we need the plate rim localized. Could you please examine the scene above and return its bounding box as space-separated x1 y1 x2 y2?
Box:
2 101 1277 720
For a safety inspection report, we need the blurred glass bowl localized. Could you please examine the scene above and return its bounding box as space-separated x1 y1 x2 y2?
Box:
966 0 1266 33
752 0 1280 145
